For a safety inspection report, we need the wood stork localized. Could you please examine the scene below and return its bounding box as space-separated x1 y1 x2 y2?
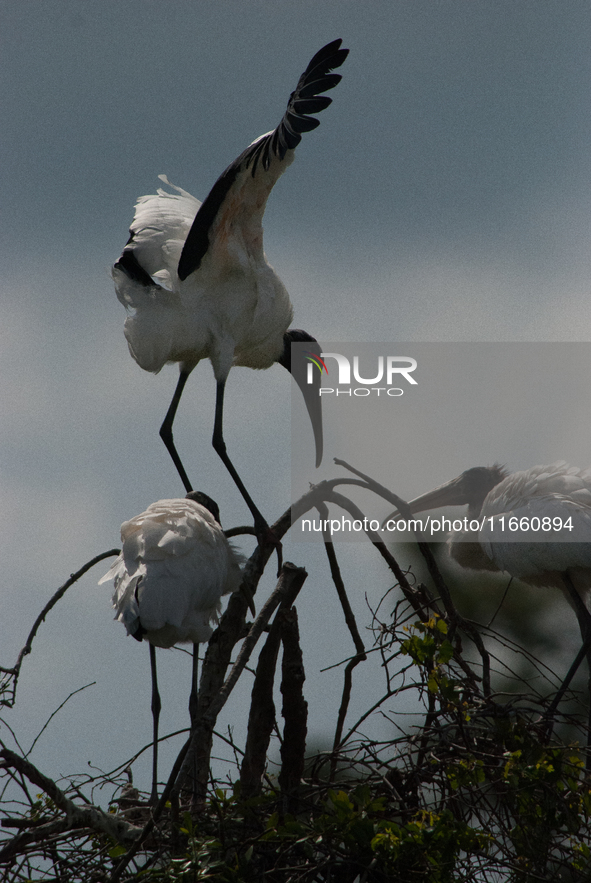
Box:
113 39 348 539
99 491 244 804
388 462 591 752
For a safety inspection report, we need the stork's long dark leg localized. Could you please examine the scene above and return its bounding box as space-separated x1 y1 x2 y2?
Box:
544 637 591 734
562 573 591 769
189 643 199 730
181 644 200 802
149 643 161 805
212 378 281 568
160 370 193 494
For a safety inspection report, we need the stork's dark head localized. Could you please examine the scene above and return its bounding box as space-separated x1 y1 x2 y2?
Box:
186 490 221 525
277 329 324 468
406 464 508 518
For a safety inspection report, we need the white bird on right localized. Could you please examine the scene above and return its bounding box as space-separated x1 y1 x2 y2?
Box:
387 462 591 755
395 462 591 606
100 490 244 803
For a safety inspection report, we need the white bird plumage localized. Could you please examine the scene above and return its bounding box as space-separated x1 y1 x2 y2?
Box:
399 461 591 599
392 461 591 758
99 495 244 647
112 175 295 379
479 463 591 580
113 40 348 533
99 491 244 803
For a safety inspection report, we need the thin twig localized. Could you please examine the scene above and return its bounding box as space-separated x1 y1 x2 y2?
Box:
26 683 96 758
1 549 120 708
316 503 367 773
0 748 142 862
332 460 489 696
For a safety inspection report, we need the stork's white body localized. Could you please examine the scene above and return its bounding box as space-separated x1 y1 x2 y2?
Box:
113 156 294 382
112 40 345 502
393 461 591 760
447 463 591 595
100 497 244 647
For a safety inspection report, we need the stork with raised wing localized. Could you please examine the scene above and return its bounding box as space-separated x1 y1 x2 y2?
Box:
113 40 348 540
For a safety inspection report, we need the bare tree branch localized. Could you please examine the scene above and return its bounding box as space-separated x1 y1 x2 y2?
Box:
176 563 308 802
0 748 142 863
278 608 307 813
1 549 120 708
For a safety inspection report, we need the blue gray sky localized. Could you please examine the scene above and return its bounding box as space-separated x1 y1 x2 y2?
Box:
2 1 590 796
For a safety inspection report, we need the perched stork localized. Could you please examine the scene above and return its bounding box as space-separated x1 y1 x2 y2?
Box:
99 491 244 804
113 40 348 539
394 463 591 611
387 462 591 755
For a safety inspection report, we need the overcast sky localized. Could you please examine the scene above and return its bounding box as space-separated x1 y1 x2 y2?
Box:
2 1 590 799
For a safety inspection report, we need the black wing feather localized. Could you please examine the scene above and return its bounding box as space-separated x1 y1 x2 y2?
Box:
114 249 157 288
178 39 348 281
298 75 342 99
292 96 333 115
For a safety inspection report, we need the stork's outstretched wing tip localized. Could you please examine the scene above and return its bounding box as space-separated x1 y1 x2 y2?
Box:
307 39 349 71
178 40 349 275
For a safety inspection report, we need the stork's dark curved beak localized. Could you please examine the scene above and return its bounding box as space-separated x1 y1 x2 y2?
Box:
279 330 324 468
381 465 506 528
406 475 473 513
381 478 465 528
